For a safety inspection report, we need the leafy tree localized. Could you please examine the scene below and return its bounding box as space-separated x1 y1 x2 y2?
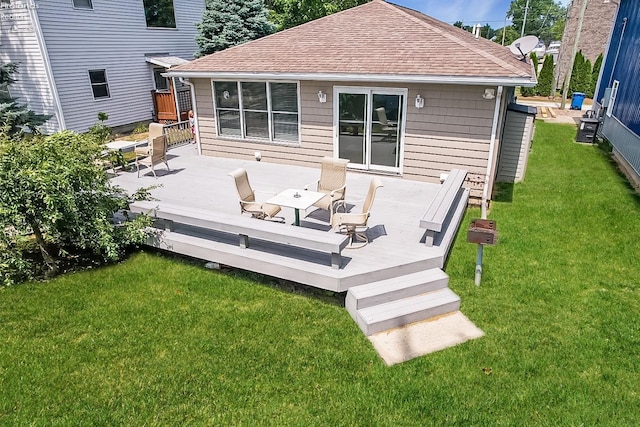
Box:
508 0 566 45
591 53 603 99
195 0 275 57
0 63 50 135
0 129 152 284
267 0 369 31
496 26 520 46
481 24 497 40
535 54 555 97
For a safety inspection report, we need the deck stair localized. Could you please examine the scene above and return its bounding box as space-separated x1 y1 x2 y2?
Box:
346 269 461 336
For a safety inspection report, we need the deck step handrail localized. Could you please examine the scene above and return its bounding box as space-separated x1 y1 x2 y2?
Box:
129 201 350 269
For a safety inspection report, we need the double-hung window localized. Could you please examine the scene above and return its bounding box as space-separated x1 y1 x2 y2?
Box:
213 81 299 143
88 69 110 99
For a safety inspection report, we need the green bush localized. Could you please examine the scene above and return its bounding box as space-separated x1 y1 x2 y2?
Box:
133 122 149 134
0 129 152 285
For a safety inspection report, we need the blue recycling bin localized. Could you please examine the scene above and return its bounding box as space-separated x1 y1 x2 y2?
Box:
571 92 586 110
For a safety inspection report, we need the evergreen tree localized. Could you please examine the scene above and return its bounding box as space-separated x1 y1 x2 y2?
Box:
0 62 50 135
195 0 275 57
535 54 554 98
591 53 603 100
568 51 585 96
521 52 539 96
583 59 593 98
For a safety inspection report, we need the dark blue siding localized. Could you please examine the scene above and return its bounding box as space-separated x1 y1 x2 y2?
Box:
597 0 640 135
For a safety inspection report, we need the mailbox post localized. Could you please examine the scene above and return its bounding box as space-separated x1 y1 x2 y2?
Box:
467 219 498 286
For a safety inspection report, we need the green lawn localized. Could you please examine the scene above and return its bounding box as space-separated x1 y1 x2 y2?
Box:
1 121 639 425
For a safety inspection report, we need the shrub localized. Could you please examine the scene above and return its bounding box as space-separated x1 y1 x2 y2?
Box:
133 122 149 134
535 55 555 98
0 129 152 285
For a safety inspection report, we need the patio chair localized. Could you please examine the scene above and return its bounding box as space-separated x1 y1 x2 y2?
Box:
304 157 349 213
134 122 163 158
228 168 283 221
136 135 169 178
375 107 397 142
331 177 383 248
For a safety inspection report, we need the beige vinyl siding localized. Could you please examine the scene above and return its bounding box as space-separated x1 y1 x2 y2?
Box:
197 79 501 200
35 0 204 132
0 4 60 133
496 109 535 183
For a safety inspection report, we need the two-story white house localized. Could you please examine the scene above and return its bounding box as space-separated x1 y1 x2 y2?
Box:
0 0 204 133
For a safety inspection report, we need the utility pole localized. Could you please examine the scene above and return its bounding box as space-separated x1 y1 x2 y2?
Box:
502 13 507 45
560 0 589 110
521 0 530 37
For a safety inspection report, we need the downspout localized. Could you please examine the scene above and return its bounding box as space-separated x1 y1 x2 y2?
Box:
482 85 503 219
180 77 201 155
593 1 622 107
171 76 180 120
29 4 66 130
476 85 503 286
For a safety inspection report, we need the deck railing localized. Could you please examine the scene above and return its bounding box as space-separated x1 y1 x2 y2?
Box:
163 120 193 148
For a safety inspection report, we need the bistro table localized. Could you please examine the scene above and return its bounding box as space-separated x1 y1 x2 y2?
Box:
105 139 147 152
265 188 325 226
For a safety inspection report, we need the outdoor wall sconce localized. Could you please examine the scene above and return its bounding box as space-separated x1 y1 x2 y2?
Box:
482 88 496 100
317 91 327 103
255 151 262 161
415 94 424 109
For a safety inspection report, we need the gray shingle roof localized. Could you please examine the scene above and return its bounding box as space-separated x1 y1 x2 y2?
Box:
172 0 534 84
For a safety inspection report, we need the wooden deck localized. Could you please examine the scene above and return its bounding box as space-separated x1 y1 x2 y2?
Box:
111 145 465 292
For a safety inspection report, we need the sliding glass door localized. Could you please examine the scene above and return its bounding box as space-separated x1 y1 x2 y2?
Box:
335 87 405 173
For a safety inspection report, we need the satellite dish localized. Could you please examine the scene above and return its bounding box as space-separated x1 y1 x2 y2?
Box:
509 35 539 62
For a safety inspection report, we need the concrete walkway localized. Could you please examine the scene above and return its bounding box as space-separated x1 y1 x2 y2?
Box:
517 98 592 125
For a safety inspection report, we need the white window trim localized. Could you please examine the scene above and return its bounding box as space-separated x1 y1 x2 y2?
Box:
211 80 301 145
72 0 93 10
606 80 619 117
151 67 170 91
332 85 407 174
88 69 111 100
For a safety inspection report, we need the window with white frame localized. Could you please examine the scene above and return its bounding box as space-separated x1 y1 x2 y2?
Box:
213 81 299 142
153 68 169 91
88 69 110 99
606 80 619 117
73 0 93 9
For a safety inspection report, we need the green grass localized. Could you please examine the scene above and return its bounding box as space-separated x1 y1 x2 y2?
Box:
1 121 639 425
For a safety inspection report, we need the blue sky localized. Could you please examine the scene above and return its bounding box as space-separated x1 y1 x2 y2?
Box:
391 0 571 27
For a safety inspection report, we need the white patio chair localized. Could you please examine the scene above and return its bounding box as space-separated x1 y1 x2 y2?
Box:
228 168 283 221
331 177 383 248
305 156 349 213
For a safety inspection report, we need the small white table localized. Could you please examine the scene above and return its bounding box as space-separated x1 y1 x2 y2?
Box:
266 189 325 226
105 139 147 152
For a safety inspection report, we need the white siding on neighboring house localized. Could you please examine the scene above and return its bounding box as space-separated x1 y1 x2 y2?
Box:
34 0 204 132
0 1 60 133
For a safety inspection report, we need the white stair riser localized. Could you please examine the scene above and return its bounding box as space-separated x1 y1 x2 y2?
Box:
357 298 461 336
348 275 449 311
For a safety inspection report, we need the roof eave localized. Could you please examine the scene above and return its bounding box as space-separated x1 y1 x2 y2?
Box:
166 71 536 87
